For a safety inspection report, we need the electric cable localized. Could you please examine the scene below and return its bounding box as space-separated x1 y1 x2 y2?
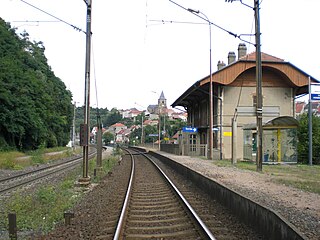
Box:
233 15 255 120
92 39 99 110
91 38 101 127
19 0 85 33
168 0 255 46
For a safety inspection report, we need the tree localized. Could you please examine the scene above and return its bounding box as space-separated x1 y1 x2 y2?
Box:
297 113 320 164
102 132 114 146
143 125 158 143
104 108 121 127
0 19 73 150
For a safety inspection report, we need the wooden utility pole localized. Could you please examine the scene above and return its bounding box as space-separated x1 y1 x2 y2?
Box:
254 0 263 171
79 0 92 185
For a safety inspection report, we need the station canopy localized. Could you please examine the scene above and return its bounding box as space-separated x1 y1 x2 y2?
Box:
243 116 299 130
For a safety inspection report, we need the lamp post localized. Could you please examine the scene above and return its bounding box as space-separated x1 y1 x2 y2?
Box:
141 115 144 145
158 105 161 150
134 102 145 146
72 101 77 150
188 8 214 160
151 91 163 150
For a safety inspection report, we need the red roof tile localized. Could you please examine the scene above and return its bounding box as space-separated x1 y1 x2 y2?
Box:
239 52 284 62
296 102 306 113
111 123 125 127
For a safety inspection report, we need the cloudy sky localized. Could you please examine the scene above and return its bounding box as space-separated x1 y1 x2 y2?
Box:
1 0 319 110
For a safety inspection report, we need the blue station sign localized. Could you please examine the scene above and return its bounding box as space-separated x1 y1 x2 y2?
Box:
182 127 198 133
311 84 320 101
148 134 158 137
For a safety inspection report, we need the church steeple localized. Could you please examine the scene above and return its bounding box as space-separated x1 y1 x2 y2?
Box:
158 91 167 108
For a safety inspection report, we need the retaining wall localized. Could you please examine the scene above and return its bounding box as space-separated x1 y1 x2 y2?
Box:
145 149 306 240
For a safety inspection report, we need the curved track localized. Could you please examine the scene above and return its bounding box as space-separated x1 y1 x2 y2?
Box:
114 149 214 239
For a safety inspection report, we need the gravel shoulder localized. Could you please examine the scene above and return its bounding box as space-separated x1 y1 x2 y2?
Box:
155 151 320 240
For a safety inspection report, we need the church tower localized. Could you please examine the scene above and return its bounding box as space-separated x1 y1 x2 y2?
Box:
158 91 167 108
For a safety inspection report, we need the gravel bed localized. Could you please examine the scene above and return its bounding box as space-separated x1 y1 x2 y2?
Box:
151 157 264 239
1 148 318 239
36 154 131 239
156 151 320 240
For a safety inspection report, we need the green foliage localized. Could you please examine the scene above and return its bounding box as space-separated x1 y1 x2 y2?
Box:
0 19 73 151
104 108 122 127
113 145 123 155
0 157 15 169
143 125 158 143
2 172 81 232
297 113 320 164
0 154 118 233
36 186 57 205
103 131 114 145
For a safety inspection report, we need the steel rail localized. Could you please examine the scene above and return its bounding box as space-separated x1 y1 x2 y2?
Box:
0 151 95 183
0 152 96 194
119 147 216 240
143 152 216 240
113 149 135 240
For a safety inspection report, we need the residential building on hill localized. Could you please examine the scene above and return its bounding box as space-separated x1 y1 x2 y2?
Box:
107 123 127 135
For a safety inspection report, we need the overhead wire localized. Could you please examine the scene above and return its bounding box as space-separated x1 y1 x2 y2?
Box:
168 0 255 46
91 39 99 110
18 0 101 124
91 37 102 128
19 0 85 33
233 13 255 120
233 0 265 120
149 19 207 26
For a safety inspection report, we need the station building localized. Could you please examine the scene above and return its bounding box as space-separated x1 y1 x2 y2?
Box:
171 43 318 162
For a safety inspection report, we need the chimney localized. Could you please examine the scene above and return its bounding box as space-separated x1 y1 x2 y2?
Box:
238 43 247 59
228 51 236 64
217 60 226 70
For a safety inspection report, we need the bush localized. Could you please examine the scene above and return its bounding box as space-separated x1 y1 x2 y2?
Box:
297 113 320 164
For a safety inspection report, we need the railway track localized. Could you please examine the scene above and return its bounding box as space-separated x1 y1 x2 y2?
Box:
114 148 214 239
148 154 264 240
28 148 264 239
0 152 96 196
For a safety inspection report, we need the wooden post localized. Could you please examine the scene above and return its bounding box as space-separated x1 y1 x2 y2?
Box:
8 213 17 240
232 117 237 164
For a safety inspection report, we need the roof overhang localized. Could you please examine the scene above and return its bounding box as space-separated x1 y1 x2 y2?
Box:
171 81 206 108
243 116 299 130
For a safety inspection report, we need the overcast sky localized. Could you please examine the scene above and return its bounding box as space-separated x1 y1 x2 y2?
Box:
1 0 319 110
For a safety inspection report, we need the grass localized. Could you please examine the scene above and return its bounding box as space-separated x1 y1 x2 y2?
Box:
0 147 78 170
212 159 320 194
0 151 26 170
0 154 118 234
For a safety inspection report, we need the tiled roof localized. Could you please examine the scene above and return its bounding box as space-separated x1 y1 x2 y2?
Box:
172 132 179 139
239 52 284 62
296 102 306 113
111 123 125 127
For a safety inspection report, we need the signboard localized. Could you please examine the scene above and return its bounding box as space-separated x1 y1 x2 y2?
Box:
148 134 158 137
182 127 197 133
311 84 320 101
224 132 232 137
